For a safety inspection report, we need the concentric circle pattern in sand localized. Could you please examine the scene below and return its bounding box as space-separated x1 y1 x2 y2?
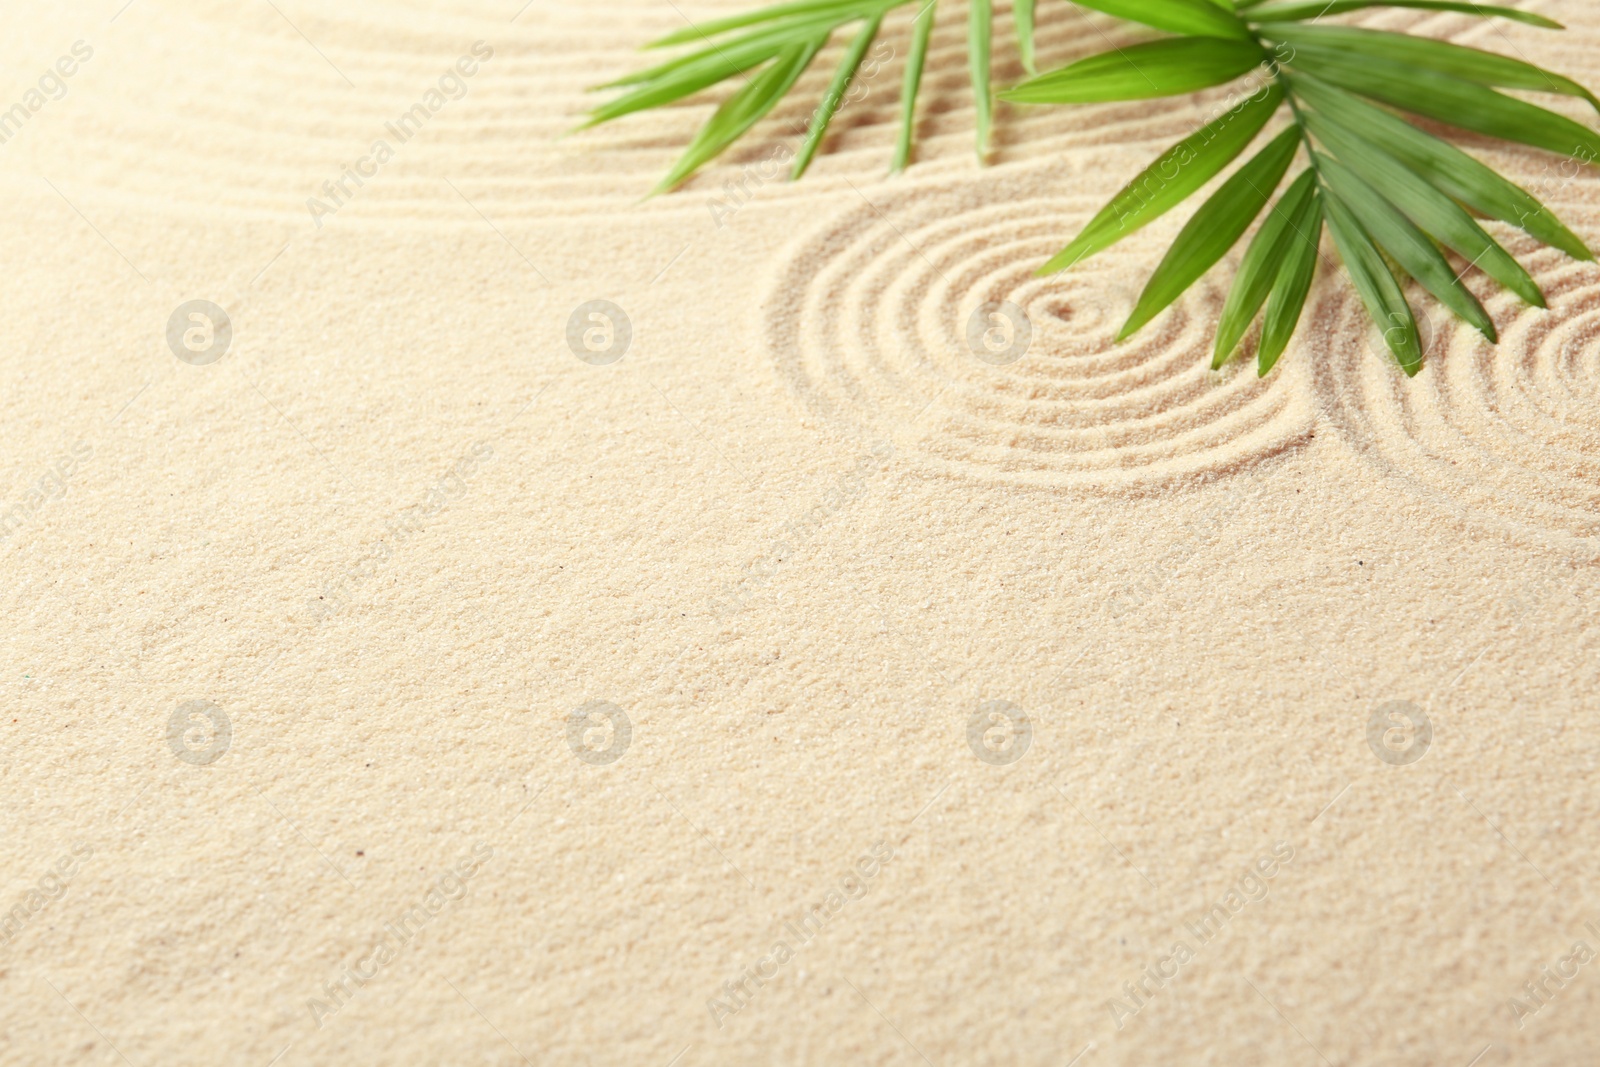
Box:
766 174 1316 492
1309 246 1600 552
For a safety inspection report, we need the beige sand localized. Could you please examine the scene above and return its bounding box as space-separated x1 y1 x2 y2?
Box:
2 1 1598 1064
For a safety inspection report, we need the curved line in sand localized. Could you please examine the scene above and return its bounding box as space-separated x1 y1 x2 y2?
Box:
1309 238 1600 553
764 172 1318 493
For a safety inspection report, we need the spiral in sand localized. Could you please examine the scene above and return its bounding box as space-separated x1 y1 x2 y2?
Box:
765 173 1316 492
1308 242 1600 552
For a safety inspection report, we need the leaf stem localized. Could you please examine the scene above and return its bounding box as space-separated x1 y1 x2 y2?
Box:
1256 28 1319 184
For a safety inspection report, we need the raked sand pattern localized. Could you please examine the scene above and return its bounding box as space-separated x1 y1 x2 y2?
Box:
1310 239 1600 553
3 2 1600 1067
766 173 1317 490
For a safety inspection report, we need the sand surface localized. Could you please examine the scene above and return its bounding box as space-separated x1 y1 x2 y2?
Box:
2 1 1598 1064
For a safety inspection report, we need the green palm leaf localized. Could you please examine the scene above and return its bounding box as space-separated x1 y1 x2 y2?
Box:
893 0 938 172
1070 0 1251 40
1026 0 1598 374
793 14 885 178
1258 188 1322 376
1245 0 1561 28
1299 106 1544 307
583 20 829 125
587 0 1029 190
1325 192 1425 374
1035 84 1282 273
1214 168 1317 367
647 0 886 47
1289 73 1593 262
1317 152 1496 341
652 40 823 195
1003 36 1267 103
1264 24 1599 111
1016 0 1037 73
1121 126 1301 339
970 0 994 153
590 0 1600 379
1286 49 1600 161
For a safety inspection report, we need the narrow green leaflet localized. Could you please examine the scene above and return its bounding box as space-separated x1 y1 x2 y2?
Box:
1264 25 1598 110
649 0 892 47
1003 37 1265 104
1289 74 1593 261
1017 0 1037 73
1121 125 1302 339
1317 153 1496 339
653 41 822 193
1213 168 1317 366
592 0 1014 185
589 0 1600 377
1302 108 1544 306
794 15 884 178
585 19 831 124
971 0 994 153
1038 84 1282 273
1258 190 1323 376
1288 52 1600 161
893 0 937 172
612 7 890 89
1247 0 1561 28
1323 194 1424 374
1070 0 1251 40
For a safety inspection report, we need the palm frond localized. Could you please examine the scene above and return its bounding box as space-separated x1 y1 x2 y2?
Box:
794 13 886 177
1242 1 1562 29
585 0 1598 378
893 1 939 171
970 0 995 153
1015 0 1038 73
585 0 1019 191
1003 1 1598 375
